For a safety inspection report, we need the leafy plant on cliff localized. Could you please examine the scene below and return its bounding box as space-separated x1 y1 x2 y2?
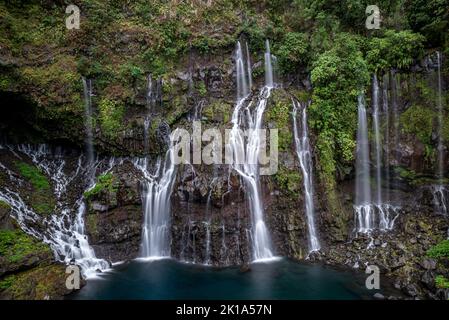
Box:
366 30 426 72
309 33 369 189
427 240 449 291
84 173 118 199
435 275 449 289
276 32 309 74
98 98 125 139
400 104 436 146
427 240 449 259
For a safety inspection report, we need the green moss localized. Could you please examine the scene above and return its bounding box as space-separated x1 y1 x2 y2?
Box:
84 173 118 199
266 95 292 152
202 100 232 124
0 229 50 264
427 240 449 259
400 104 435 146
275 166 301 196
435 275 449 289
0 200 10 210
0 264 67 300
197 81 207 97
14 161 55 215
396 167 418 180
0 275 16 290
98 98 125 139
15 162 49 190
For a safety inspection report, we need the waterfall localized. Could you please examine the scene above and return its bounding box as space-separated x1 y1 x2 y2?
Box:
236 41 250 101
143 75 153 153
245 41 253 90
264 40 274 88
133 145 176 259
82 77 95 169
292 100 320 252
391 71 400 171
354 89 400 234
382 74 391 204
228 87 274 261
0 144 118 278
226 41 275 261
203 175 217 265
433 52 448 215
354 94 373 233
372 75 382 205
436 52 444 180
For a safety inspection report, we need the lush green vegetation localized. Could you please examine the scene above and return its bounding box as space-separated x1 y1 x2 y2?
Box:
13 161 55 215
0 229 50 264
0 0 447 193
427 240 449 259
84 173 118 199
98 98 125 139
435 275 449 289
14 162 50 190
0 200 10 210
309 34 369 188
427 240 449 291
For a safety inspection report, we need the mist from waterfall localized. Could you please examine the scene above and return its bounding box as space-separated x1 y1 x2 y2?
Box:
292 100 320 252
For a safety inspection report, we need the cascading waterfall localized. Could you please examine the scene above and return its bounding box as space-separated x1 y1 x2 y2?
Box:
0 144 118 278
245 41 253 90
143 75 153 153
372 75 382 206
292 100 320 252
354 87 400 234
432 51 448 215
227 41 275 261
436 51 444 181
82 77 95 169
264 40 274 88
354 94 373 232
236 41 250 100
133 145 177 259
382 74 391 204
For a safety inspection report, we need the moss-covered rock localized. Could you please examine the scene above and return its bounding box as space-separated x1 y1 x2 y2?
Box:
0 264 78 300
14 161 55 216
0 229 52 277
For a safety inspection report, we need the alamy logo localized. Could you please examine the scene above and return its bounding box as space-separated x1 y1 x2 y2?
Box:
365 5 381 30
65 265 80 290
171 121 278 175
66 5 80 30
365 265 380 289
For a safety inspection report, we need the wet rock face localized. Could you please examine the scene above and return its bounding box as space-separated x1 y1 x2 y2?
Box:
170 164 252 266
321 188 449 299
85 161 143 262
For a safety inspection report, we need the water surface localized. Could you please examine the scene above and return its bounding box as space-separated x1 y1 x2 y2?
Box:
70 258 387 300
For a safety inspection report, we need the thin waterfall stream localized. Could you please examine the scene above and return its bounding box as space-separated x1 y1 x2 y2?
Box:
292 100 320 252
